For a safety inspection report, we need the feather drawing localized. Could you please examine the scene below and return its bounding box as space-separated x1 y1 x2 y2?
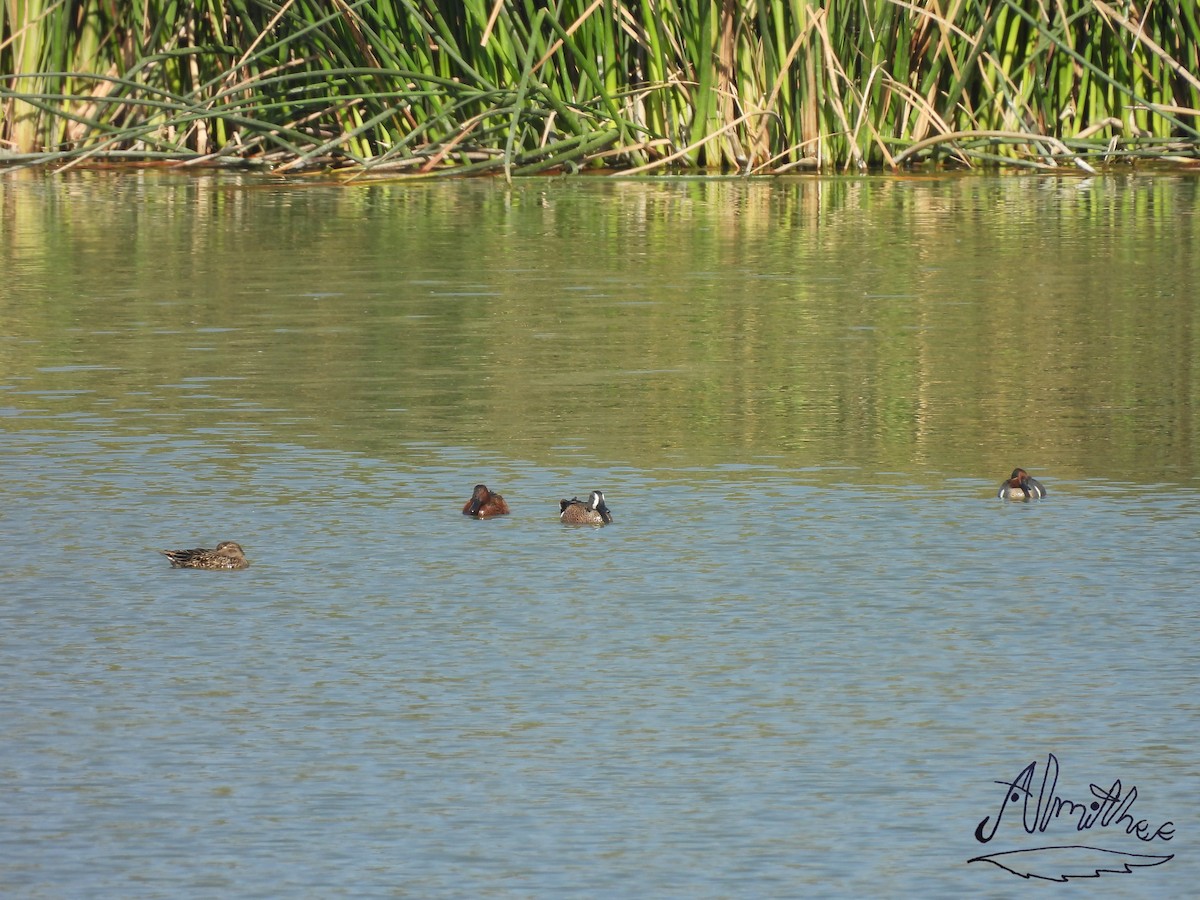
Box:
968 845 1173 882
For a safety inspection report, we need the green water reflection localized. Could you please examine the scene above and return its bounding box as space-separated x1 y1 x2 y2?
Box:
2 171 1198 481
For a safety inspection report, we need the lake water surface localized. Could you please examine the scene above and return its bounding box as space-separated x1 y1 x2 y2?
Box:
2 172 1198 897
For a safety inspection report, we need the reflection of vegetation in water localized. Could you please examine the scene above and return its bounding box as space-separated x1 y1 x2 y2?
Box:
2 175 1198 480
1 3 1197 173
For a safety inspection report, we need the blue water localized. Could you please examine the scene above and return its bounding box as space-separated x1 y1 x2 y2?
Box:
3 429 1195 898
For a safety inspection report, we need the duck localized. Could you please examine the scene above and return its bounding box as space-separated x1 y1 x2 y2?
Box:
997 468 1047 500
559 490 613 525
159 541 250 569
463 483 510 518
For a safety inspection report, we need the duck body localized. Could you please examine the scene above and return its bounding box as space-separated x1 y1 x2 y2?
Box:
159 541 250 569
997 468 1047 500
463 484 510 518
559 490 613 525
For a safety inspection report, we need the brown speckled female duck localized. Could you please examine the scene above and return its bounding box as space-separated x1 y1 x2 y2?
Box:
462 484 510 518
559 490 612 525
159 541 250 569
997 468 1047 500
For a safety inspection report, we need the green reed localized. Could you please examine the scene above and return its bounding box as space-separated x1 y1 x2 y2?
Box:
2 1 1197 175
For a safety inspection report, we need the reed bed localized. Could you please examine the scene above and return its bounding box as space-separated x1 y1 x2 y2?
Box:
2 1 1198 176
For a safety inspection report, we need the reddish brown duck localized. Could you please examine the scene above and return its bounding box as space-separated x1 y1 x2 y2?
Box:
463 484 510 518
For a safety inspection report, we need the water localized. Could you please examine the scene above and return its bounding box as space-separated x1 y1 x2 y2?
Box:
2 172 1198 897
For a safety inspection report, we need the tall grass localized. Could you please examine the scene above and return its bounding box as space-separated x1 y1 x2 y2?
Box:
2 1 1198 175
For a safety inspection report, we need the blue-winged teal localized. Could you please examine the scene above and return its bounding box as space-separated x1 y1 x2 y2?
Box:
997 468 1047 500
463 483 510 518
159 541 250 569
559 490 613 525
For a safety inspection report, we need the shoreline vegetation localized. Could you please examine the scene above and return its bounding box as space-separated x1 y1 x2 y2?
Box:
2 1 1198 179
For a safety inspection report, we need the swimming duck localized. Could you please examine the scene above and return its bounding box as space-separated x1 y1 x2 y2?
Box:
159 541 250 569
463 483 510 518
559 490 613 525
997 468 1047 500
